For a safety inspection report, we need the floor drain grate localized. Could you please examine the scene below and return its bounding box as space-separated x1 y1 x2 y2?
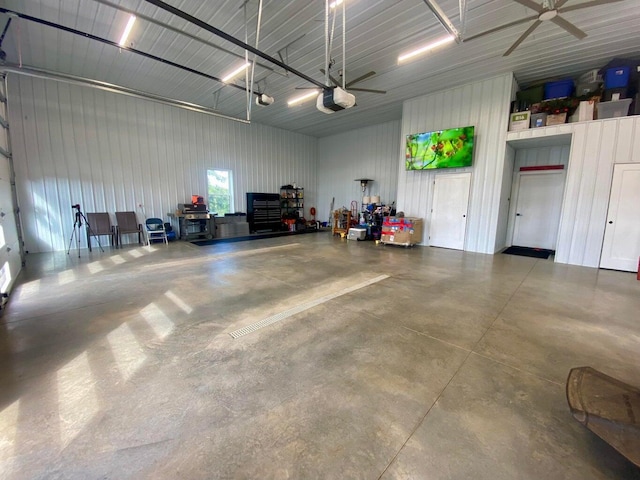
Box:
229 274 389 339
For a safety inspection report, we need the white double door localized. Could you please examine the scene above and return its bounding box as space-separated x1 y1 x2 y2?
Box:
429 172 470 250
512 170 565 250
600 163 640 272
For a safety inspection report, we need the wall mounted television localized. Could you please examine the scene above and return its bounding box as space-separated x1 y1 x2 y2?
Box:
405 126 475 170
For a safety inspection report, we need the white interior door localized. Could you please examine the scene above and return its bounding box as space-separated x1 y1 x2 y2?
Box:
429 172 471 250
512 170 565 250
600 163 640 272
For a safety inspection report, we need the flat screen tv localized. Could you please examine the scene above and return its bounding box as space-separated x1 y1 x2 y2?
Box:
405 126 475 170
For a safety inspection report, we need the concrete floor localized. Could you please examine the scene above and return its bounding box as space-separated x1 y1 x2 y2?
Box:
1 233 639 479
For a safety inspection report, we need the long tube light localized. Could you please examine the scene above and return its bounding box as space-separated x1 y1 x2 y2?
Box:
119 15 136 46
397 35 455 63
287 90 319 106
221 62 250 82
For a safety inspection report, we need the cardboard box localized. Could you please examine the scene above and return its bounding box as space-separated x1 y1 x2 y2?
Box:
509 111 530 131
569 100 595 123
381 218 423 245
546 113 567 125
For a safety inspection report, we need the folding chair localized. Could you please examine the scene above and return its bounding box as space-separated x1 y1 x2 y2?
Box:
145 218 168 245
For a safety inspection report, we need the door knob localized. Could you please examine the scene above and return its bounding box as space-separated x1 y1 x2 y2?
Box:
463 214 466 218
516 213 522 216
608 220 613 224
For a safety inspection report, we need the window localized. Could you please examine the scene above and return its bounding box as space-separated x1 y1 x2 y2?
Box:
207 169 233 215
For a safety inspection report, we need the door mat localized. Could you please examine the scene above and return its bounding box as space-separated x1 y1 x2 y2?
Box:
503 246 554 259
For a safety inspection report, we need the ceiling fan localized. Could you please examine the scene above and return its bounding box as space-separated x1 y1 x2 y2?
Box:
320 68 387 94
296 67 386 94
465 0 624 56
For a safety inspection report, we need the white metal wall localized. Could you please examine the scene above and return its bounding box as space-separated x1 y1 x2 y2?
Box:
7 74 318 252
317 119 401 223
506 116 640 267
514 145 571 170
0 77 22 297
398 73 514 253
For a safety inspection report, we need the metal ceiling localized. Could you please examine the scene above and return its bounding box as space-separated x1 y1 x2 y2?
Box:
1 0 639 138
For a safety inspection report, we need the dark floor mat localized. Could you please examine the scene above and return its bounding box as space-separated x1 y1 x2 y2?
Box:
503 246 554 259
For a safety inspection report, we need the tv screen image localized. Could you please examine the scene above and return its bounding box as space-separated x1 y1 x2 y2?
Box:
406 126 475 170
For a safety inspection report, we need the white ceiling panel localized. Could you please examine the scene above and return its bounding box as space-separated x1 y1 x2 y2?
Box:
1 0 638 137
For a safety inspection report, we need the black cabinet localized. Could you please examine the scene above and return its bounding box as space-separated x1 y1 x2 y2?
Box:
246 193 281 233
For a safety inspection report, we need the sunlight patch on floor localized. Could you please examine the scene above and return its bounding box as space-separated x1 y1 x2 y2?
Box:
86 261 105 274
0 399 20 476
140 303 175 340
57 269 76 285
164 290 193 315
16 279 40 300
127 249 144 258
107 323 147 382
57 351 99 449
110 255 126 265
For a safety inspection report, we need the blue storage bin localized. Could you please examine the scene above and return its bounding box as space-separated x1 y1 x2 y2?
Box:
604 66 631 89
544 79 574 100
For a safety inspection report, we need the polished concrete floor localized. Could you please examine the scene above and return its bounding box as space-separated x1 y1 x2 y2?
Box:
1 234 639 479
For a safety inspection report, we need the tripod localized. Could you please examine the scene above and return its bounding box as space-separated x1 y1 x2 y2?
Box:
66 206 104 258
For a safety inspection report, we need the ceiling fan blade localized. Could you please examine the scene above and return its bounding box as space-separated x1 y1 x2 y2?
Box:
551 15 587 39
511 0 543 13
295 87 320 90
554 0 570 8
345 71 376 87
464 15 538 42
504 20 542 56
559 0 624 13
348 88 387 94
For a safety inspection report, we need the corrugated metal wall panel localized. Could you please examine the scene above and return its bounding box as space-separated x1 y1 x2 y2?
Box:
317 120 401 223
507 116 640 267
514 145 571 170
8 74 317 252
398 73 513 253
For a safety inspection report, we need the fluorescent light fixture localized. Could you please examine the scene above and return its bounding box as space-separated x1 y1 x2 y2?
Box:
119 15 136 47
221 62 250 83
287 90 320 106
329 0 344 8
398 35 455 63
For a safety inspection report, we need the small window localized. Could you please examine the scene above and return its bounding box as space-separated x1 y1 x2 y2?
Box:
207 169 233 215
